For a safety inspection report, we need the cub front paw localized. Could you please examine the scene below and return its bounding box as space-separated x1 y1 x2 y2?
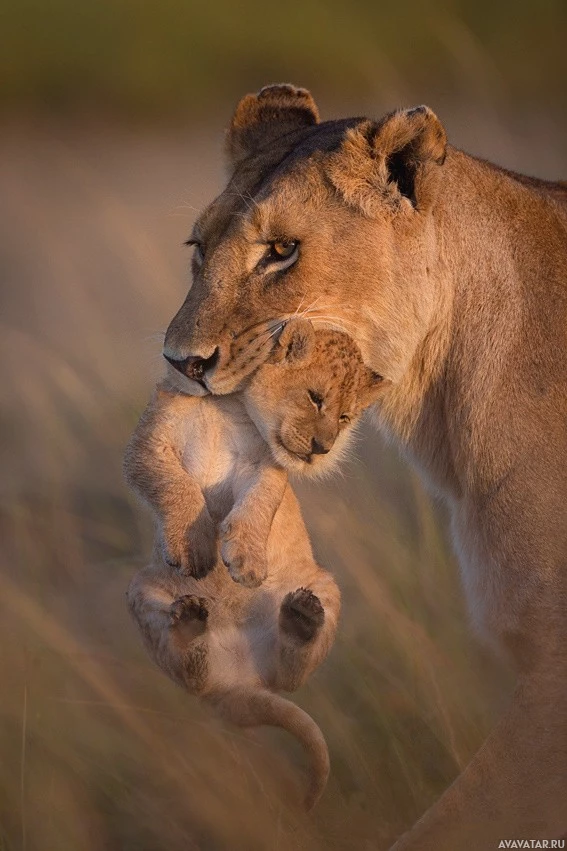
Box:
219 517 267 588
169 595 209 625
162 518 217 579
186 525 217 579
280 588 324 641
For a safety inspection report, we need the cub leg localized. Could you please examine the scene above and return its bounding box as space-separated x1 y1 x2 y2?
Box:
168 595 210 692
124 382 217 578
277 570 341 692
280 587 325 643
169 594 208 644
220 465 287 588
127 568 209 691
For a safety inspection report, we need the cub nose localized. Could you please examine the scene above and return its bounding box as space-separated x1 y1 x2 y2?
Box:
163 348 219 382
311 438 331 456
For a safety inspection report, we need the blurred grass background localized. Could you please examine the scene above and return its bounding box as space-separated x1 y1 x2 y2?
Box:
0 1 565 849
1 0 566 117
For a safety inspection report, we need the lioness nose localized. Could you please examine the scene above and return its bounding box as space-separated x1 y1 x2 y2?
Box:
163 348 219 381
311 438 331 456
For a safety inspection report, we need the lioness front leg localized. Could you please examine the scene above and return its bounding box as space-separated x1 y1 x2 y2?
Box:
124 381 217 578
220 465 287 587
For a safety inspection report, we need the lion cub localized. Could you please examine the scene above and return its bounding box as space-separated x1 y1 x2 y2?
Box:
125 320 384 808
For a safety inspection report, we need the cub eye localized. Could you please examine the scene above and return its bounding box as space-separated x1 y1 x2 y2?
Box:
266 239 299 267
308 389 323 410
339 413 351 424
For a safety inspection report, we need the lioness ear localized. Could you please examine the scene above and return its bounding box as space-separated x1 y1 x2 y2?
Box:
272 319 314 366
226 84 319 170
327 106 447 216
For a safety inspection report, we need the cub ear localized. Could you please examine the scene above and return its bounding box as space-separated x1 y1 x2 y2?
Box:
327 106 447 216
272 319 315 366
226 84 319 170
361 367 388 406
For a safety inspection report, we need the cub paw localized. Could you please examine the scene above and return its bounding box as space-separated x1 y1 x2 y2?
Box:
162 518 217 579
185 529 217 579
280 588 324 641
219 517 267 588
169 595 209 626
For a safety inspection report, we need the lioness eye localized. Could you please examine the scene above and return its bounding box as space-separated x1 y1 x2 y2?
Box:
339 413 351 424
266 239 299 266
185 239 205 263
308 389 323 410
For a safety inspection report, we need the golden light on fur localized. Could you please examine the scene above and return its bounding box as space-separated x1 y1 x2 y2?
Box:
123 359 351 806
160 85 567 849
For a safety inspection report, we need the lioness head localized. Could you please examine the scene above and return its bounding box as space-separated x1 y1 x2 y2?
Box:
164 84 448 405
243 319 385 476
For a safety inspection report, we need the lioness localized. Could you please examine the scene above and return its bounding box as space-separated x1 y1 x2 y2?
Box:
161 85 567 848
125 319 384 808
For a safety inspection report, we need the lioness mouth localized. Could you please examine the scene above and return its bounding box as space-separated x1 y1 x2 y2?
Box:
164 348 219 390
192 375 208 391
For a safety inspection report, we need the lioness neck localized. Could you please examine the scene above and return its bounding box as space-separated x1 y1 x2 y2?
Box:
379 147 567 500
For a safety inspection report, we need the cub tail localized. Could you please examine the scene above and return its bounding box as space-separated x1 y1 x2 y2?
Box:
207 686 330 810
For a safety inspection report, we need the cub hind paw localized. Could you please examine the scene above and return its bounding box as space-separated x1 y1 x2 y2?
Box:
280 588 324 641
169 595 208 625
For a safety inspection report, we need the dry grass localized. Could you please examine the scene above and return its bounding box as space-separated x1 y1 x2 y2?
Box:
0 108 563 850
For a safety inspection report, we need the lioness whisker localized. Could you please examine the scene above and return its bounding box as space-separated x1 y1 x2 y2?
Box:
292 295 306 317
300 314 352 335
267 323 286 339
301 307 357 327
227 189 260 214
168 202 201 215
232 322 286 351
144 331 166 343
297 296 323 318
310 313 359 331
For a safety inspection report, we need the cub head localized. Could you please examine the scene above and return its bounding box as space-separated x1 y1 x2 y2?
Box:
163 84 448 407
243 319 386 476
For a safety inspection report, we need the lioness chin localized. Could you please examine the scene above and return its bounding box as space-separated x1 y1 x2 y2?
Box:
162 85 567 849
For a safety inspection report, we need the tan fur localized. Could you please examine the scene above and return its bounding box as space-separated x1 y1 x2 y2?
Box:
244 319 386 476
226 83 319 171
162 86 567 847
125 322 382 808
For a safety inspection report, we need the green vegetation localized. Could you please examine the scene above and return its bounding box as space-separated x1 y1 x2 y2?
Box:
1 0 565 118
